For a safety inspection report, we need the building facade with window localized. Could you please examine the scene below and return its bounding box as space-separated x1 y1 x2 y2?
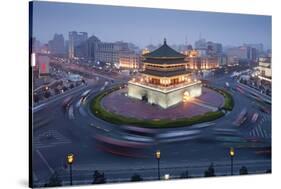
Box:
128 39 202 109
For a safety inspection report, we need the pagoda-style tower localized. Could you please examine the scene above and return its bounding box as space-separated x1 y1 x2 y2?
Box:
128 39 202 109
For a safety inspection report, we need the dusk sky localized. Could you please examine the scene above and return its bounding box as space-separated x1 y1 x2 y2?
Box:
32 1 272 49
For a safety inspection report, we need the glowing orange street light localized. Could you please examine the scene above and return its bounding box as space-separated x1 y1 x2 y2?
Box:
229 147 235 175
155 150 161 180
67 153 75 185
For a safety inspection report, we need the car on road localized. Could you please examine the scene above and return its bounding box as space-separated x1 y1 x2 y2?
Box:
120 125 158 138
80 89 91 102
213 128 239 136
251 113 259 123
62 96 73 111
90 123 110 132
233 108 248 126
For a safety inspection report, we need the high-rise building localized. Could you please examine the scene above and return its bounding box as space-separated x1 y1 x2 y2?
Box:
243 43 264 54
227 56 239 66
87 35 101 61
257 57 271 80
207 41 223 55
218 55 228 66
95 41 131 64
40 43 50 54
194 38 207 50
183 49 219 70
68 31 88 59
31 37 40 53
226 46 257 61
146 44 158 51
187 56 219 70
36 53 50 78
48 34 65 55
226 47 248 60
119 53 140 70
246 46 257 61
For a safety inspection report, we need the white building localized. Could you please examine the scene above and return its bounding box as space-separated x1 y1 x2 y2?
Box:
128 39 202 109
68 31 88 59
256 57 271 81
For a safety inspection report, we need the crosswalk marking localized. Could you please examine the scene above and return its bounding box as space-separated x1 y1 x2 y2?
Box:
36 149 54 174
33 130 71 149
249 124 270 139
249 130 253 136
257 125 265 138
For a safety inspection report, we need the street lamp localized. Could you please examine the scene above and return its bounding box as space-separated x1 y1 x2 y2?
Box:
164 174 170 180
67 153 75 185
155 150 161 180
229 147 235 175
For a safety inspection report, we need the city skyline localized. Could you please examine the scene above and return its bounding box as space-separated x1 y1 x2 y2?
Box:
32 1 272 49
30 2 272 187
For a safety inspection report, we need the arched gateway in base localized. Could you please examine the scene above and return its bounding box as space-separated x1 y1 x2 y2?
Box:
128 38 202 109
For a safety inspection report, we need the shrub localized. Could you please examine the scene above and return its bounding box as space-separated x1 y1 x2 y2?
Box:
131 174 143 182
206 86 234 111
204 163 216 177
239 166 248 175
92 170 106 184
90 86 225 128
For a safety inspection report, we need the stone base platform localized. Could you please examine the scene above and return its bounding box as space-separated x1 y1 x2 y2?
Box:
101 87 224 120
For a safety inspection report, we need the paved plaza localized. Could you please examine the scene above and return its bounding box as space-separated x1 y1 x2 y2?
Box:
102 87 224 120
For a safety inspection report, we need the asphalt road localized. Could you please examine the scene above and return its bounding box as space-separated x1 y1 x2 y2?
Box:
31 72 271 187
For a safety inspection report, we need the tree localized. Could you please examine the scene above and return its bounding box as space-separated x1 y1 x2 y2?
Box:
54 88 60 94
239 166 248 175
92 170 106 184
62 86 68 91
131 173 143 182
44 91 51 98
44 171 62 187
33 94 39 103
204 163 216 177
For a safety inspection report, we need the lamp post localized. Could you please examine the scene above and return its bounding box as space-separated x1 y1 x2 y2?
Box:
155 150 161 180
67 153 75 185
229 147 235 175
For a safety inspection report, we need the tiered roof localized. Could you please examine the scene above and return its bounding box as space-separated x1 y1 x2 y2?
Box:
143 39 186 63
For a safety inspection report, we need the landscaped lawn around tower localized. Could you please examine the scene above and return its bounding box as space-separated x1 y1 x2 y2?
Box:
90 85 234 128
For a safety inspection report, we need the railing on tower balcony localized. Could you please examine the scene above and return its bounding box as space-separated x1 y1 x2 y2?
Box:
129 77 201 92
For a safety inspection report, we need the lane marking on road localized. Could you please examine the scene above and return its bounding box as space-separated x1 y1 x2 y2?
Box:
32 103 47 113
68 105 75 119
33 172 38 182
36 149 54 174
79 107 87 117
264 129 269 138
254 127 259 138
249 130 253 136
255 126 264 138
253 128 259 137
257 125 265 138
33 85 87 113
